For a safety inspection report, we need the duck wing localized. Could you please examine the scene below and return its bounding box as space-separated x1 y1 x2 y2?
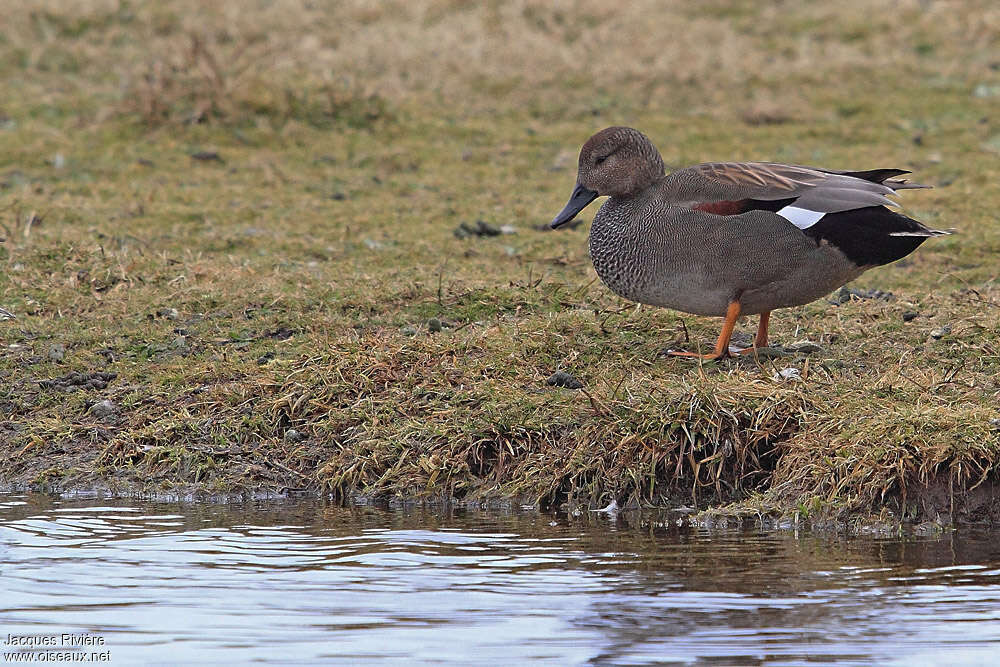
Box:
677 161 930 225
670 161 948 267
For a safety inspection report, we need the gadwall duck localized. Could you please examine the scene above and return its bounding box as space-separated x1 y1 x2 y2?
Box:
551 126 948 359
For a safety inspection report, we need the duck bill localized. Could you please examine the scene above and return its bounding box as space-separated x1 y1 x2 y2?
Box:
550 184 599 229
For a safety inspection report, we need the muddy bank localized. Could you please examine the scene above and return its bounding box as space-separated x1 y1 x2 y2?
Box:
4 350 1000 528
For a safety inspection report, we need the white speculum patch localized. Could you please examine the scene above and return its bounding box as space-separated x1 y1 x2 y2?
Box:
776 205 826 229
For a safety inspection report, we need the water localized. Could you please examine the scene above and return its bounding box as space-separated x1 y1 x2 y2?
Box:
3 495 1000 665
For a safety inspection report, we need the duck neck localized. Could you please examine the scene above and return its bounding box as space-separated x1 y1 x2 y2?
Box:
590 186 656 238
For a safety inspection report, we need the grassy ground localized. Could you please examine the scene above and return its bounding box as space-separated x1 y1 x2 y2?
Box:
1 0 999 523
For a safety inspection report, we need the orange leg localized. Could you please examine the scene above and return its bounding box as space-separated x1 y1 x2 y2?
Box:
737 310 771 355
668 301 742 360
755 311 770 348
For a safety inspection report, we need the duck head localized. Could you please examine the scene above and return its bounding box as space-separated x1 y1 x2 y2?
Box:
550 126 666 229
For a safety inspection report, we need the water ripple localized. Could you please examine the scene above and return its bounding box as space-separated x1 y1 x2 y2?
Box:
3 496 1000 665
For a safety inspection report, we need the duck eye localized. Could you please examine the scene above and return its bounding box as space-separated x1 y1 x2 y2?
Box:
595 155 608 165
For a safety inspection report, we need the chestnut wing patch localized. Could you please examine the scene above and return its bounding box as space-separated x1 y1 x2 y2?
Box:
692 197 798 216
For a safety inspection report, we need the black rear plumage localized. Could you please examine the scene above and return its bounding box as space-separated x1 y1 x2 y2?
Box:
803 206 942 267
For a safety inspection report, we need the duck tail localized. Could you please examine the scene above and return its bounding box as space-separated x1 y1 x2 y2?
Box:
889 227 952 237
884 179 932 191
825 167 932 191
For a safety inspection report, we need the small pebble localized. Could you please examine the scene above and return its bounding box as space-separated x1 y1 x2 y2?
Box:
547 370 583 389
400 325 418 337
156 307 179 320
773 367 801 381
427 317 443 333
48 343 65 362
284 429 306 443
930 326 951 339
89 399 117 418
902 311 919 322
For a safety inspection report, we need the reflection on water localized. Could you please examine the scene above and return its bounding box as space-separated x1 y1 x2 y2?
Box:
3 496 1000 665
